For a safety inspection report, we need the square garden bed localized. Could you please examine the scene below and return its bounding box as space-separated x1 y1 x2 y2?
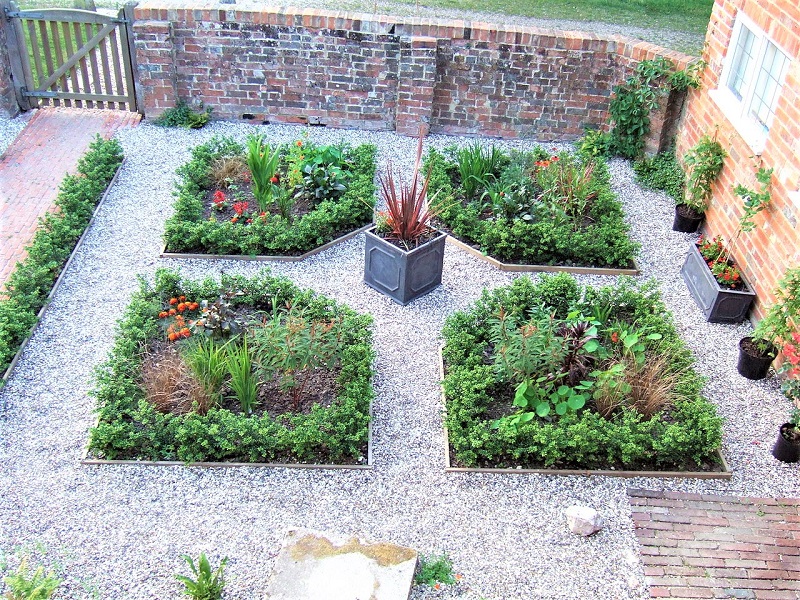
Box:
162 135 376 259
441 273 727 477
424 144 640 273
87 269 374 466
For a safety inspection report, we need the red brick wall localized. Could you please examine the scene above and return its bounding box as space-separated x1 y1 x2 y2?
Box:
132 2 693 141
677 0 800 318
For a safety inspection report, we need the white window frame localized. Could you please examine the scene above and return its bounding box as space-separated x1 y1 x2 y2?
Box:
710 12 790 155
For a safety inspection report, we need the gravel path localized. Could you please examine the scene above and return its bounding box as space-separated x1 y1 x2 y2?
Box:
0 110 30 157
1 121 797 599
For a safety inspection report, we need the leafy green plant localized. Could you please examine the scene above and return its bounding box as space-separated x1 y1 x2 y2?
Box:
183 337 229 402
296 143 350 207
251 305 345 410
752 266 800 351
456 142 504 200
577 129 614 159
3 558 61 600
175 553 227 600
632 150 684 202
191 291 245 339
682 133 727 213
245 134 282 212
414 554 456 587
153 99 212 129
734 167 773 233
226 338 258 414
0 136 123 379
536 154 598 220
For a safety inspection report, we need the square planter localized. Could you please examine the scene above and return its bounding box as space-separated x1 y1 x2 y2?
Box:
680 242 756 323
363 226 446 305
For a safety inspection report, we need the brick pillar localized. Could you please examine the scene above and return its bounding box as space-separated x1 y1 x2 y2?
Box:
132 20 176 118
644 88 687 155
0 10 20 117
396 36 438 137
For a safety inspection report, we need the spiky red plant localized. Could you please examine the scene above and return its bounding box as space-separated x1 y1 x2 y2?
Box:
380 133 441 249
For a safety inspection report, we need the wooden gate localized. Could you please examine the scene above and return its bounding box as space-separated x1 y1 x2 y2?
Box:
2 1 138 111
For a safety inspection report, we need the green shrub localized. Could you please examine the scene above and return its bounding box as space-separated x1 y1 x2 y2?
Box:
0 136 123 378
175 553 227 600
153 99 212 129
163 136 376 256
414 554 456 587
442 275 722 470
633 150 685 202
427 147 639 269
88 269 374 464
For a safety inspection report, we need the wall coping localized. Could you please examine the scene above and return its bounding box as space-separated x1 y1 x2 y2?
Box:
133 0 695 66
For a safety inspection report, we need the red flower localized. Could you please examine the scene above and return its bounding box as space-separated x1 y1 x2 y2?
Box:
611 331 619 343
723 273 731 281
550 155 559 162
212 190 226 204
246 218 253 224
270 175 279 183
233 201 248 216
296 140 303 147
231 216 238 223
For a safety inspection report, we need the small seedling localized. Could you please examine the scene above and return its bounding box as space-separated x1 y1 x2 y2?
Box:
175 553 228 600
414 553 456 587
2 558 61 600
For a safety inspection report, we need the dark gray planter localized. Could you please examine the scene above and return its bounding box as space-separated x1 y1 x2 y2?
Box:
363 227 446 305
680 242 756 323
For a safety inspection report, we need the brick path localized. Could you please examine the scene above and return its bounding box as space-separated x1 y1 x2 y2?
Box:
0 107 140 289
629 488 800 600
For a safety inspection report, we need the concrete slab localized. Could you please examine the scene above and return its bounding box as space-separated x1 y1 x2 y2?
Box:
265 528 417 600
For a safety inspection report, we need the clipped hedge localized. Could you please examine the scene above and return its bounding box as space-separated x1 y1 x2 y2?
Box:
88 269 374 464
425 148 639 268
163 136 376 255
442 275 723 471
0 136 123 378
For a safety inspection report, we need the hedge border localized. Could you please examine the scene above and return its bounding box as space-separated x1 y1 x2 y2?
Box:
1 139 124 389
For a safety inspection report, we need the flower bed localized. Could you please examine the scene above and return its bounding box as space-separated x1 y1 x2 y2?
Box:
162 136 376 256
441 274 724 472
424 145 639 269
88 269 374 465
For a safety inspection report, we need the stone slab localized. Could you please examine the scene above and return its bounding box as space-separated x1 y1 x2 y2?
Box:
266 528 417 600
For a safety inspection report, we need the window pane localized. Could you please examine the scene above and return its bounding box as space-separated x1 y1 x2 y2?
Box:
727 25 756 99
750 42 789 129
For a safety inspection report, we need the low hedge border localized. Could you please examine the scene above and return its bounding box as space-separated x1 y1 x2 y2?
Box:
88 269 375 465
162 136 377 256
425 148 640 269
0 136 124 383
441 274 724 472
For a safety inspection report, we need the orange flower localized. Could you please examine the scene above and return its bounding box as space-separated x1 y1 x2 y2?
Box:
181 328 191 338
179 296 186 302
169 297 178 305
168 309 176 316
611 331 619 343
158 311 168 318
190 302 199 310
177 303 186 312
296 140 303 147
168 332 178 342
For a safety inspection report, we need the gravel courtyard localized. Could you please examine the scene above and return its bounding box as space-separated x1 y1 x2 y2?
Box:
1 120 798 599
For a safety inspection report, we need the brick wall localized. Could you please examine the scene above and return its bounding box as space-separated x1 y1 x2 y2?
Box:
133 1 693 141
677 0 800 319
0 10 19 118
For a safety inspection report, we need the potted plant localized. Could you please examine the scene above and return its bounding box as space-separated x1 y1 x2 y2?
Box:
737 266 800 379
673 133 726 232
772 409 800 463
681 167 772 323
363 133 447 305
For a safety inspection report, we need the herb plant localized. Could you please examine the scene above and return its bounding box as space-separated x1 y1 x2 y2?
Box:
153 99 212 129
682 133 727 213
175 553 227 600
414 554 456 587
753 266 800 352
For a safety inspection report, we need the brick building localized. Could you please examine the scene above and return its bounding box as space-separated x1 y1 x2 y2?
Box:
677 0 800 317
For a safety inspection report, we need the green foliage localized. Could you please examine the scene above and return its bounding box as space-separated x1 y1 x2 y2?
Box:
609 58 703 159
734 167 773 233
632 150 684 203
441 275 722 470
577 129 614 159
88 269 374 464
225 338 259 414
426 147 638 269
0 136 123 378
753 266 800 347
414 554 456 587
153 100 212 129
2 558 61 600
456 142 505 200
682 134 727 212
183 337 229 402
175 553 227 600
296 142 350 207
164 137 376 256
245 134 282 212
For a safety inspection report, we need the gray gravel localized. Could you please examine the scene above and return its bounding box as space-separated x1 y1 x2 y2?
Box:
1 120 797 599
0 110 30 157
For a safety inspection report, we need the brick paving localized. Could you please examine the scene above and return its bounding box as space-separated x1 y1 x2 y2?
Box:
0 107 140 289
630 488 800 600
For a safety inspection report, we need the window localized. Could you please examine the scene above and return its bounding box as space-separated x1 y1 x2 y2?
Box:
711 13 790 154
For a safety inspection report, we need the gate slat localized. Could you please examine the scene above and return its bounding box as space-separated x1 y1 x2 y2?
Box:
38 22 114 95
71 22 92 108
116 5 136 112
26 20 43 95
83 22 104 109
38 20 57 105
61 21 82 107
97 32 114 109
107 28 125 108
49 20 71 107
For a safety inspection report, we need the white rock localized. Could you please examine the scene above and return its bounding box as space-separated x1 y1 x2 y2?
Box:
565 505 604 536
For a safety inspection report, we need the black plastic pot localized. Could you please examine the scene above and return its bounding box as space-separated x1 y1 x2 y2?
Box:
363 227 446 305
736 337 777 380
672 205 704 233
772 424 800 463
